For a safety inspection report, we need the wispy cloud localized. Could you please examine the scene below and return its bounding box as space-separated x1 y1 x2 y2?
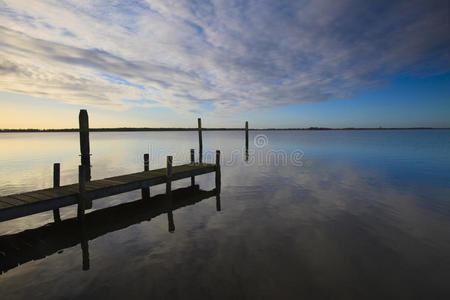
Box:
0 0 448 114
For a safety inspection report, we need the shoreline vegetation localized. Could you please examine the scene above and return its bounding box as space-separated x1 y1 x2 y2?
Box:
0 127 448 132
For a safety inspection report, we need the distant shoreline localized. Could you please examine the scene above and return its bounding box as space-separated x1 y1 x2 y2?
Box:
1 127 449 133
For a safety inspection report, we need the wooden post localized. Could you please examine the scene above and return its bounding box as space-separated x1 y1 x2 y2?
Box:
144 153 149 171
166 156 172 193
215 150 221 193
166 156 175 232
141 153 150 199
190 149 195 165
245 121 249 152
198 118 203 163
190 149 195 186
52 163 61 223
77 165 87 222
215 150 222 211
216 150 222 211
79 109 91 181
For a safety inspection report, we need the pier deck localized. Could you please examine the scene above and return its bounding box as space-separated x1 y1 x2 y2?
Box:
0 163 216 222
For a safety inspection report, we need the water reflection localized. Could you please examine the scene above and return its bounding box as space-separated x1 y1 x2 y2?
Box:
80 218 89 271
0 185 219 274
1 130 450 299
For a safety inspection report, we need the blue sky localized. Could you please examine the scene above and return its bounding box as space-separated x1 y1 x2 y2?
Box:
0 0 449 128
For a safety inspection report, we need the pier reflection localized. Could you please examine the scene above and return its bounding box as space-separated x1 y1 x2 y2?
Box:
0 185 220 274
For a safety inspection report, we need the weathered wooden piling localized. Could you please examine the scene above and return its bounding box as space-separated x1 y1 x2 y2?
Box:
144 153 149 170
245 121 249 152
77 165 87 222
215 150 221 193
198 118 203 163
166 156 172 194
166 156 175 232
190 149 195 186
79 109 91 181
52 163 61 223
141 153 150 199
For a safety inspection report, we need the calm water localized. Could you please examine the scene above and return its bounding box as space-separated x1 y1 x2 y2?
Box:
0 130 450 299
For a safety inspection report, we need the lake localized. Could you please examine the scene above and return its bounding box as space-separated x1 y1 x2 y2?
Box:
1 130 450 299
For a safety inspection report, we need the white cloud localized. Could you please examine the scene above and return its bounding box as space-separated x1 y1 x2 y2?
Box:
0 0 448 114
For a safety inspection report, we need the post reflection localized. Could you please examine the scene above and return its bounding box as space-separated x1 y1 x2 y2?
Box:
167 211 175 233
216 194 221 212
79 218 90 271
0 185 220 274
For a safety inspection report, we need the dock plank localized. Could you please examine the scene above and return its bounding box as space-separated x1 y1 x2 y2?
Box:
0 197 28 206
107 172 157 183
37 189 75 199
64 185 80 193
112 174 149 182
99 179 128 185
85 180 127 191
10 194 41 203
0 201 13 209
22 191 52 201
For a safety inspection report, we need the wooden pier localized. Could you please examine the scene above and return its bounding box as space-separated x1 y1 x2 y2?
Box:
0 110 221 223
0 162 218 222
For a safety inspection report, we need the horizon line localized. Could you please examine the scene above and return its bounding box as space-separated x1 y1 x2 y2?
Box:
1 127 449 133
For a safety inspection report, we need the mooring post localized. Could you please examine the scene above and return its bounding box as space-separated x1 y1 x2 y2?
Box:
198 118 203 163
166 156 175 232
141 153 150 200
77 165 87 222
215 150 221 193
190 149 195 186
245 121 249 152
79 109 91 182
166 156 172 195
215 150 222 211
52 163 61 223
144 153 149 171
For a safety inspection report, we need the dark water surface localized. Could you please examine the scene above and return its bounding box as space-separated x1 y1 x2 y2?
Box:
0 130 449 299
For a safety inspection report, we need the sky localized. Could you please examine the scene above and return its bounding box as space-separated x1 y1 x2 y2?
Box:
0 0 449 129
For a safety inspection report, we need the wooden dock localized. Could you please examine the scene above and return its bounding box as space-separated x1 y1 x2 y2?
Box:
0 109 222 223
0 162 218 222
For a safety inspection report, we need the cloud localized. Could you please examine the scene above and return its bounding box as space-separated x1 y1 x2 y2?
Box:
0 0 448 114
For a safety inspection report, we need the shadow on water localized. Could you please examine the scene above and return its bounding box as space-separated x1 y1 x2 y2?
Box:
0 185 220 274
